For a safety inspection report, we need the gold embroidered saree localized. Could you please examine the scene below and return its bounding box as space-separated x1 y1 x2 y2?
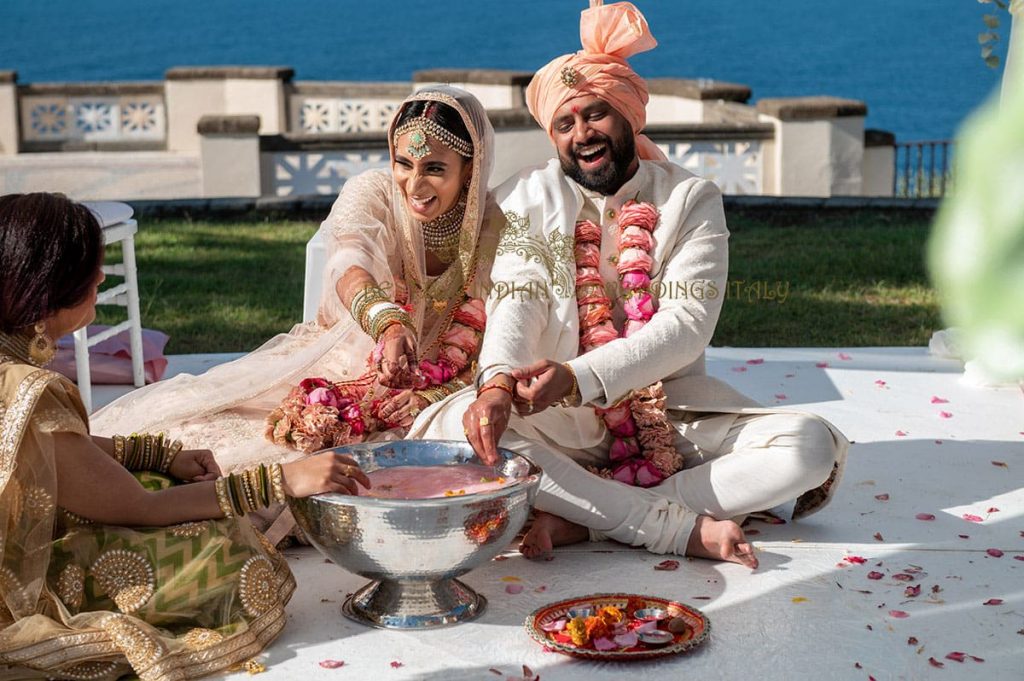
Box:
0 358 295 680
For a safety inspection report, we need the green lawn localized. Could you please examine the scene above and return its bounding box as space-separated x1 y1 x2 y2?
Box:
97 210 942 354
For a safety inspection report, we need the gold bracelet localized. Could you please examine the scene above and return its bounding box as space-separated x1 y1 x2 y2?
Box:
160 439 184 474
560 363 581 407
227 473 247 517
269 463 286 504
214 477 235 519
258 464 271 508
112 435 127 465
369 309 414 342
350 284 391 332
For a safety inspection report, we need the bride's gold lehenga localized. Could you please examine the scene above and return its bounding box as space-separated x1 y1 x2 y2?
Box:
89 87 499 540
0 357 295 681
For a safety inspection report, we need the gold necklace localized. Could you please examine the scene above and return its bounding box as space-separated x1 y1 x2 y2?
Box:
422 198 465 265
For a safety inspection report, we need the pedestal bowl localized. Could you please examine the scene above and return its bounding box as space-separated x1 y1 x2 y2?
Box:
287 440 541 629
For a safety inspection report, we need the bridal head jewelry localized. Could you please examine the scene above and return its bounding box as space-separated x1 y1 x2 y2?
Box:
394 117 473 159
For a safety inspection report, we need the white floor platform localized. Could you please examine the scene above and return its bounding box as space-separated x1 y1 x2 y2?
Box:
94 348 1024 680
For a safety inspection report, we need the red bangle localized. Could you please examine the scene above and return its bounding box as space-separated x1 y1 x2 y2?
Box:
477 382 514 399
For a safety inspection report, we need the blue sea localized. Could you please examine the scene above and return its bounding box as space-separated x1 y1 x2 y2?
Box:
1 0 1007 142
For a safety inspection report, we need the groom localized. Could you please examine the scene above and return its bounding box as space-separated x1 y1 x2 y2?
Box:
418 0 849 565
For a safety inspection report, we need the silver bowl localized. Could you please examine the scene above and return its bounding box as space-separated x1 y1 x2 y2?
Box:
287 440 541 629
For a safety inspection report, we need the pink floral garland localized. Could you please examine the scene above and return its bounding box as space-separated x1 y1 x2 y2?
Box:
266 295 486 453
574 201 683 487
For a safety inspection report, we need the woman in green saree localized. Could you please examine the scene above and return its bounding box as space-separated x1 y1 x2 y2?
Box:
0 193 369 680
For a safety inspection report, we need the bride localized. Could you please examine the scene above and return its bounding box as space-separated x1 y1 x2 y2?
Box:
92 87 499 540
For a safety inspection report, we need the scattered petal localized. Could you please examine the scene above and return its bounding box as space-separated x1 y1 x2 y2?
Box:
774 393 787 400
534 585 547 593
931 585 943 594
893 574 915 582
1014 555 1024 561
874 493 890 501
505 584 524 595
838 352 852 360
945 652 966 663
731 366 747 373
992 460 1008 468
614 631 639 647
854 662 862 669
319 660 345 669
983 598 1003 605
896 430 908 437
874 532 885 542
654 559 680 571
907 637 919 646
815 362 829 368
390 661 404 668
959 534 970 539
593 637 617 651
962 514 983 523
986 548 1004 558
488 669 503 676
746 358 764 365
938 411 953 419
791 597 809 603
934 439 944 445
930 396 949 404
904 585 921 598
969 655 985 663
540 618 566 632
987 507 1000 513
845 556 868 564
874 379 887 386
867 571 884 580
888 610 909 618
928 657 944 668
915 513 935 521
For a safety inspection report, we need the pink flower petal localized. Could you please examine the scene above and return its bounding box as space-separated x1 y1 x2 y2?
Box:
987 507 1000 513
614 631 639 647
390 661 404 668
654 559 680 571
888 610 909 618
874 493 890 501
939 411 953 419
983 598 1003 606
731 366 747 372
915 513 935 521
774 393 787 400
935 439 944 445
874 379 887 386
928 657 944 668
746 358 764 365
635 620 658 634
815 362 829 368
969 655 985 663
896 430 908 437
905 585 921 597
319 660 345 669
986 548 1004 558
505 584 524 595
838 352 852 360
930 396 949 404
845 555 868 564
540 618 566 632
867 571 884 580
963 514 983 523
874 532 885 541
1013 555 1024 561
945 652 966 663
893 573 915 582
592 637 618 651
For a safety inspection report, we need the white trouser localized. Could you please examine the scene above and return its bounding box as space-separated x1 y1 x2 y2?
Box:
505 412 840 555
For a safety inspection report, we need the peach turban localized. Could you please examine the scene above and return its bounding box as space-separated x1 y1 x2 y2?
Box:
525 0 667 161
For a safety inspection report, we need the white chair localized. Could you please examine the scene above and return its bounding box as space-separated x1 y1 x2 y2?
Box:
75 202 145 413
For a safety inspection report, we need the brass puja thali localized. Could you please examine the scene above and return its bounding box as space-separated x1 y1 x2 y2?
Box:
526 593 710 661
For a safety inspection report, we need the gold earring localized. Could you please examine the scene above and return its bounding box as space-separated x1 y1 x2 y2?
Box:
29 321 56 366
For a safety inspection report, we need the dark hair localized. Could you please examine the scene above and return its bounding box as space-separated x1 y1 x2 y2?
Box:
394 99 473 155
0 193 104 333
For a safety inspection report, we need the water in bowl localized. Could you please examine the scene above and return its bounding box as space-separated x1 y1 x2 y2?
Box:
361 463 512 499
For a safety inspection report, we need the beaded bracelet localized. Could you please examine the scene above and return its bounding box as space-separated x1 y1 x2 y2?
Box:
214 477 235 519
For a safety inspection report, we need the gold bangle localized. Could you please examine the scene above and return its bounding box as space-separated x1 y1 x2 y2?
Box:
161 439 184 474
112 435 127 466
227 473 247 517
560 363 581 407
259 464 271 508
214 477 235 519
269 463 286 504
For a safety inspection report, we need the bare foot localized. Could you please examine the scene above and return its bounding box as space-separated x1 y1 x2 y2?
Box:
685 515 759 570
519 511 588 560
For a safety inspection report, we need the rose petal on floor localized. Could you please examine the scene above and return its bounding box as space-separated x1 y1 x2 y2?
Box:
983 598 1003 605
986 548 1004 558
318 660 345 669
930 396 949 404
654 559 680 571
889 610 909 618
963 514 984 523
915 513 935 521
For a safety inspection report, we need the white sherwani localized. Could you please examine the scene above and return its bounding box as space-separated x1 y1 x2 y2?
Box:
410 159 849 555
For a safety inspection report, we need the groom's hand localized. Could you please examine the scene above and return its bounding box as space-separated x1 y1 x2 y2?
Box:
511 360 573 416
463 379 514 465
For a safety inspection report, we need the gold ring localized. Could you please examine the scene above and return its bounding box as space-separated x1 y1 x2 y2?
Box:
410 406 420 417
527 400 534 413
463 428 470 437
478 416 490 427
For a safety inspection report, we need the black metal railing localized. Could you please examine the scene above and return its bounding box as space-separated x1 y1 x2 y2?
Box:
894 140 953 198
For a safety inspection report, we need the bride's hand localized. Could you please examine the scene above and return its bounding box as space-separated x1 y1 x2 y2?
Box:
378 323 418 388
377 390 429 428
169 448 222 482
280 452 371 497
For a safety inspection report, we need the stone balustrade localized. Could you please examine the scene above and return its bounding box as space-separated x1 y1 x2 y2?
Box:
0 65 898 200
